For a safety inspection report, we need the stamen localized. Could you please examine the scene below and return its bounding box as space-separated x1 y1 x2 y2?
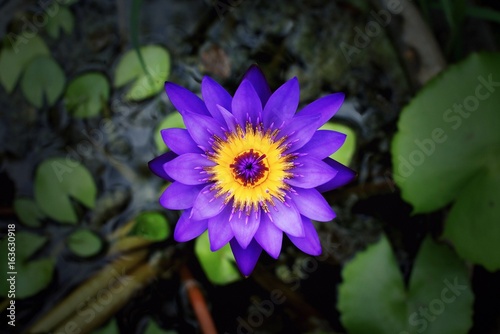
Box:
206 121 295 214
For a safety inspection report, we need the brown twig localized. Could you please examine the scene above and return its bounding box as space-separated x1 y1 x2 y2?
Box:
180 265 218 334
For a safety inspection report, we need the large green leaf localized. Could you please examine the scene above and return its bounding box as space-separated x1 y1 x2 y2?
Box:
195 232 241 285
34 158 97 224
0 232 55 299
0 36 50 93
46 6 75 39
65 72 110 118
154 112 185 153
443 170 500 271
114 45 170 101
391 53 500 269
14 198 45 227
21 56 65 107
338 235 473 334
67 229 103 257
130 212 170 241
319 122 356 166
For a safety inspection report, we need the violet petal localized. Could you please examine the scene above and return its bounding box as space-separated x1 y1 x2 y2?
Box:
163 153 214 185
164 82 210 116
174 209 208 242
191 185 227 221
286 156 338 189
291 187 336 222
161 128 202 154
287 216 322 256
267 197 304 237
254 213 283 259
160 182 203 210
208 206 234 251
230 238 262 276
201 76 231 124
232 79 262 126
316 158 356 192
230 208 261 249
297 130 346 159
297 93 345 126
148 151 177 182
242 64 272 106
263 77 299 127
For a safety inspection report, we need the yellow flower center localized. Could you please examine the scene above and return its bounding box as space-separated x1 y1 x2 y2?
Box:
206 122 294 213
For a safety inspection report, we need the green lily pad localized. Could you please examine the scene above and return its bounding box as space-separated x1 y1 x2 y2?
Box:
34 158 97 224
338 235 473 334
0 231 55 299
67 229 102 257
154 112 185 152
46 6 74 39
391 52 500 270
320 122 356 166
14 198 45 227
443 171 500 271
21 56 65 107
195 231 241 285
0 36 50 93
114 45 170 101
130 212 170 241
65 72 110 118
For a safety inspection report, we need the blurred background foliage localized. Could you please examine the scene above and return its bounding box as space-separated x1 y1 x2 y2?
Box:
0 0 499 333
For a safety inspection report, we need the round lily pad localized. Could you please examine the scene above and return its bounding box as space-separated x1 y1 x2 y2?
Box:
46 6 74 39
391 52 500 270
0 35 50 93
14 198 45 227
0 232 55 299
67 229 102 257
114 45 170 101
338 235 473 334
21 56 65 108
130 212 170 241
65 72 110 118
34 158 97 224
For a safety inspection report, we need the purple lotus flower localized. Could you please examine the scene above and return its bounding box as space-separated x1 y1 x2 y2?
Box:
149 65 355 275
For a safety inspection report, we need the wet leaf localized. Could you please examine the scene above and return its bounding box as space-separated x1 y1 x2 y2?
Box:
14 198 45 227
114 45 170 101
0 231 55 299
46 6 74 39
195 231 241 285
21 56 65 107
338 235 473 334
0 36 50 93
391 52 500 270
130 212 170 241
154 111 185 152
34 158 97 224
65 72 110 118
67 229 103 257
320 122 356 166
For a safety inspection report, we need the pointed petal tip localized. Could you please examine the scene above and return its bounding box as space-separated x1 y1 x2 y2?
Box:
148 151 177 181
230 239 262 276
